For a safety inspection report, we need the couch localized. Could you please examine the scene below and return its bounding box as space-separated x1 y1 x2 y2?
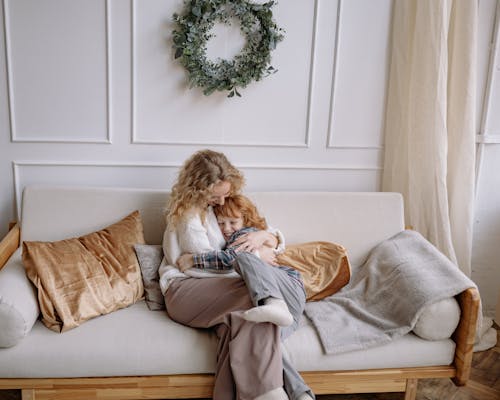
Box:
0 185 480 400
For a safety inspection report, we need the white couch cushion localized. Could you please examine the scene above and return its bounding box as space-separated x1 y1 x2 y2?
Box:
248 192 404 268
20 185 168 245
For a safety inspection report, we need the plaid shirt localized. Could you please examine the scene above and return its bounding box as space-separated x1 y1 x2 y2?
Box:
192 227 256 271
192 227 304 291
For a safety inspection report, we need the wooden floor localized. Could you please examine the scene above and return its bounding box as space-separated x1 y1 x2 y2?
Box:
0 328 498 400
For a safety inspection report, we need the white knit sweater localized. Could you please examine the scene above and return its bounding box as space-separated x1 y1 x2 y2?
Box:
158 207 239 294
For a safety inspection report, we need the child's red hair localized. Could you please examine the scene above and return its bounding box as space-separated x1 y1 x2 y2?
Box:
214 195 268 231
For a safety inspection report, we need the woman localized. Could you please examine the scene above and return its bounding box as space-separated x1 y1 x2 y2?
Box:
159 150 313 400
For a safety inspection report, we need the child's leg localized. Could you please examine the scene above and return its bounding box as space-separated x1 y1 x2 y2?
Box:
235 252 308 331
235 252 293 326
267 268 313 400
279 283 314 400
283 354 315 400
276 269 306 340
234 252 314 400
235 252 283 303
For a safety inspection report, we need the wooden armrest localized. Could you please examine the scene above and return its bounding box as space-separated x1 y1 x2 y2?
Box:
0 223 21 271
452 287 480 386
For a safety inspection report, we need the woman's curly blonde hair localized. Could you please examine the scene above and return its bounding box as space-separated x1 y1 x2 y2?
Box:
167 150 244 227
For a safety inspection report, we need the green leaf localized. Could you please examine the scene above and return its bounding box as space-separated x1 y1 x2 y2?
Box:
192 6 202 17
203 86 217 95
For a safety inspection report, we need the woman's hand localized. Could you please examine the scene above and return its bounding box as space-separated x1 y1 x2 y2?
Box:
177 253 194 272
231 230 278 253
258 246 279 266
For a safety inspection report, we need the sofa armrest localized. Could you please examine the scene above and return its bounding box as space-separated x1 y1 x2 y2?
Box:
0 223 20 270
452 287 480 386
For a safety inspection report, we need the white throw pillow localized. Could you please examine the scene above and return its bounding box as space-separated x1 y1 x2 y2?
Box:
0 250 39 348
413 297 461 340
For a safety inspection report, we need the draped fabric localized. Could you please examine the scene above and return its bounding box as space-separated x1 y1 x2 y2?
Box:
382 0 477 276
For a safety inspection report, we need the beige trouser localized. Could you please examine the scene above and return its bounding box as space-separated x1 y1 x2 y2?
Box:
165 277 283 400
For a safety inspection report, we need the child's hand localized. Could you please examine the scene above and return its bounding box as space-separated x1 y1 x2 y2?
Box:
232 230 277 253
259 246 279 266
177 253 194 272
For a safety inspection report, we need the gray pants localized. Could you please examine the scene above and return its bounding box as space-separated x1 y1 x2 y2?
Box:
235 252 314 400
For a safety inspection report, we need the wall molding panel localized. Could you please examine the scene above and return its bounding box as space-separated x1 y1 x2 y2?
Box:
476 134 500 144
326 0 343 148
3 0 112 143
326 0 390 150
130 0 317 148
475 0 500 193
12 160 381 219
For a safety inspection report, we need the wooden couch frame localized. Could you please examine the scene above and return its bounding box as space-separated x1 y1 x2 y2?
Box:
0 223 480 400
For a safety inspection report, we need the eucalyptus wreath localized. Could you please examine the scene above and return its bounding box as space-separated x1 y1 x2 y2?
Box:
172 0 284 97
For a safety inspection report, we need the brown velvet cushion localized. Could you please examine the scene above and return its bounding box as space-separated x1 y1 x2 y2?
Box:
22 211 145 333
277 241 351 301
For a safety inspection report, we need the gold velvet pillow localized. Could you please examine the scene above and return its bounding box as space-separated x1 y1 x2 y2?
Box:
277 241 351 301
22 211 145 333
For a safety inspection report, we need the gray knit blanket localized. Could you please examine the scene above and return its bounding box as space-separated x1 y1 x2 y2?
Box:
304 230 476 354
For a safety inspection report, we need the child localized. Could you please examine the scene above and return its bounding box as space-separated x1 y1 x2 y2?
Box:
176 194 306 331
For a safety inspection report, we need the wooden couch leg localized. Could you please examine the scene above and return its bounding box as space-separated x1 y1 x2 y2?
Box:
21 389 35 400
404 378 418 400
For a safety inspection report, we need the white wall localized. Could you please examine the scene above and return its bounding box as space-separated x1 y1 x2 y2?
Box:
474 0 500 318
0 0 498 316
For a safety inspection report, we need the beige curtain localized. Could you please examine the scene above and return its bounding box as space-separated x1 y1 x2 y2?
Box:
382 0 477 276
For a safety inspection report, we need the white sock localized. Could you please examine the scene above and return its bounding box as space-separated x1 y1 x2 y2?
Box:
297 393 314 400
243 298 293 327
254 387 288 400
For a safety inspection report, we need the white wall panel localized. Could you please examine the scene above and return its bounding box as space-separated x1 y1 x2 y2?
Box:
472 145 500 317
483 53 500 137
13 162 178 219
4 0 110 142
13 161 380 220
473 0 500 317
328 0 392 149
240 166 380 192
478 0 500 140
477 0 498 135
132 0 314 146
